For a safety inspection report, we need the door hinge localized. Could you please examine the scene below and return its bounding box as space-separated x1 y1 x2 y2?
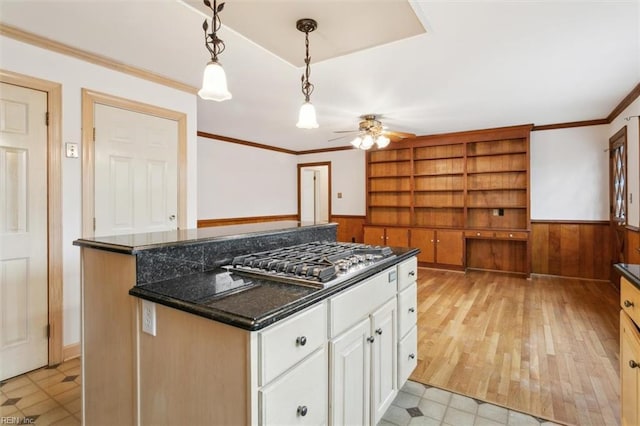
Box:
45 111 49 126
93 217 96 231
46 324 50 338
93 127 96 142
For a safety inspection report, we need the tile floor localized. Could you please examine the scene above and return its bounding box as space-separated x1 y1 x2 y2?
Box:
383 381 564 426
1 359 563 426
0 358 80 426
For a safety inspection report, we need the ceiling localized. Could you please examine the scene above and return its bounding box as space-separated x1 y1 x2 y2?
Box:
0 1 638 152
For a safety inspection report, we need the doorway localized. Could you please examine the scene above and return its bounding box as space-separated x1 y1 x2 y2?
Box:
609 125 627 287
298 162 331 224
81 90 187 238
0 71 63 378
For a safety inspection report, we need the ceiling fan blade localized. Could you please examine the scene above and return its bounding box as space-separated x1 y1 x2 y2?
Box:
333 130 359 134
328 134 354 142
384 130 416 139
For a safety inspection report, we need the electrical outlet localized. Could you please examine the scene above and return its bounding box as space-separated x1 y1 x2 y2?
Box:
142 300 156 336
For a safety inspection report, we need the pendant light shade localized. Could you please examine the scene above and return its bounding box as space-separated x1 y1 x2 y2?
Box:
296 19 319 128
199 0 232 102
198 60 232 101
296 101 319 129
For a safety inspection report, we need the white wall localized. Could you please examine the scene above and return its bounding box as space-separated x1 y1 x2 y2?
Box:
530 125 610 220
197 137 298 219
610 96 640 227
0 36 198 347
298 149 367 216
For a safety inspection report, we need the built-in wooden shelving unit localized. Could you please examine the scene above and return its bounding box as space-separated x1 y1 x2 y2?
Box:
364 124 532 275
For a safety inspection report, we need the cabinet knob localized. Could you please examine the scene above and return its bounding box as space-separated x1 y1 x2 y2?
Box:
630 360 640 369
509 233 514 238
476 232 481 236
436 240 440 243
430 239 434 243
367 336 375 343
408 271 415 277
375 328 383 335
409 307 415 313
380 236 384 240
624 300 634 308
297 406 308 417
409 353 416 360
296 336 307 346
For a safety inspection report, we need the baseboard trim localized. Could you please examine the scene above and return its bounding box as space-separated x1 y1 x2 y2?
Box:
62 343 81 361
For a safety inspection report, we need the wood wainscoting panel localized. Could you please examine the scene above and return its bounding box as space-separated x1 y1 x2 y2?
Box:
531 221 610 280
332 215 366 243
198 214 298 228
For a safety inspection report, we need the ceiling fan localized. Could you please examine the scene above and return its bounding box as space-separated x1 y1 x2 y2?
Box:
331 114 416 150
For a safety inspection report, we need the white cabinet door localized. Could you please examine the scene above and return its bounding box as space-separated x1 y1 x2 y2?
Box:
330 318 371 426
371 299 397 425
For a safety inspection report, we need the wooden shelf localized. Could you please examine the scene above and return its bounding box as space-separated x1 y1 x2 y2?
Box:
366 126 531 274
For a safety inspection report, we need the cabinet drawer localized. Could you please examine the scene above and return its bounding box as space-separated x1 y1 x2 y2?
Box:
398 325 418 388
465 230 493 238
493 231 528 240
259 303 327 386
398 283 417 338
397 257 417 291
622 277 640 326
259 347 327 426
329 268 397 338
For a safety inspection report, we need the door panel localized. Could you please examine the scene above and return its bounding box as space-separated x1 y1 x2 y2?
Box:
0 83 48 380
609 127 627 287
330 318 370 426
371 299 397 425
410 229 435 263
386 228 409 247
436 230 464 266
363 226 385 246
94 104 178 237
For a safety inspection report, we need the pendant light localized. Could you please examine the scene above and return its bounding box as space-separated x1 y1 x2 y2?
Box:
198 0 232 101
296 19 319 129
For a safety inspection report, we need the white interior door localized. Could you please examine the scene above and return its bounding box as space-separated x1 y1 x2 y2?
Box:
94 104 178 237
301 169 318 223
0 82 49 380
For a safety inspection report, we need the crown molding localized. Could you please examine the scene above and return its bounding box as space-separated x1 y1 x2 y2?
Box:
0 24 197 94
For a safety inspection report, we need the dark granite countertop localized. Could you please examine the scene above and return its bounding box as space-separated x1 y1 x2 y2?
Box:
615 263 640 289
129 247 419 331
73 221 335 254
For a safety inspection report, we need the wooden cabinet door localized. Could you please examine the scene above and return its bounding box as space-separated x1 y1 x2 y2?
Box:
386 228 409 247
329 318 371 426
410 229 435 263
371 299 397 425
364 226 385 246
621 313 640 426
435 230 464 266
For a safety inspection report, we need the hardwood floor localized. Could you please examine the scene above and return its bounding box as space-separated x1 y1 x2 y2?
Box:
409 268 621 426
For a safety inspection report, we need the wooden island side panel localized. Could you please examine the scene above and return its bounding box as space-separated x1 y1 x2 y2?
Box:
81 248 137 425
139 303 250 425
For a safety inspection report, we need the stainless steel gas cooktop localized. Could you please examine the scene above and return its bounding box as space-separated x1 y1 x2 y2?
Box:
225 241 395 288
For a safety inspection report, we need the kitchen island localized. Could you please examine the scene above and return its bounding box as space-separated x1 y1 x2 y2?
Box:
74 221 419 425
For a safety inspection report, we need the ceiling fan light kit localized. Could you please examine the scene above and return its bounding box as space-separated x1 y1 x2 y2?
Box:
295 18 319 129
198 0 232 101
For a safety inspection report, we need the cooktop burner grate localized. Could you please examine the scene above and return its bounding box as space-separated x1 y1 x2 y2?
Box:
227 241 394 287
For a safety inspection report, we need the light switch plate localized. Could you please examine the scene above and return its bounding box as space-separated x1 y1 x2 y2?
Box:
65 143 79 158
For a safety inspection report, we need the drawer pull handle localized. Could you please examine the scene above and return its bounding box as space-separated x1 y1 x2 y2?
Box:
409 307 415 313
409 353 416 360
297 406 308 417
375 328 383 335
409 271 415 277
630 360 640 369
367 336 375 343
296 336 307 346
624 300 634 308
